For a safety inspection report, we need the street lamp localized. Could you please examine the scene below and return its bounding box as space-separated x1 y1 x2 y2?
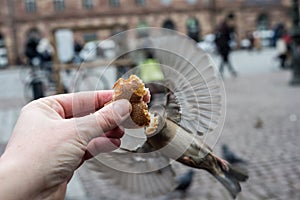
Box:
290 0 300 85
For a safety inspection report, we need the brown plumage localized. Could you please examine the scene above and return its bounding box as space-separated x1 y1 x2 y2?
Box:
145 112 248 199
87 29 248 199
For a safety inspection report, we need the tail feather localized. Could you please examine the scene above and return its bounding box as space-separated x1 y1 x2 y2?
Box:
228 165 249 182
214 172 241 199
211 155 249 199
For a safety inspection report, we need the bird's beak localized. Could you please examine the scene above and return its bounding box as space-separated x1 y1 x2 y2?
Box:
145 112 166 137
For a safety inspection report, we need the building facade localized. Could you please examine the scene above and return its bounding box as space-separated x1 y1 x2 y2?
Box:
0 0 292 65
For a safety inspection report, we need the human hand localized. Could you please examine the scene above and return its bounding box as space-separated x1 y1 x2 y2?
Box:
0 90 132 200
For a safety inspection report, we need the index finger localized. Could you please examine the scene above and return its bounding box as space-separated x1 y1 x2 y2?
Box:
41 90 114 118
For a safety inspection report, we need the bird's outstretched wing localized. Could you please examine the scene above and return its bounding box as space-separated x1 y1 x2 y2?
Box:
87 145 178 198
86 29 225 198
149 33 224 136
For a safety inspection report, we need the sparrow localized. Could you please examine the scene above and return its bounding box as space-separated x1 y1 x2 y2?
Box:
144 91 248 199
87 30 248 199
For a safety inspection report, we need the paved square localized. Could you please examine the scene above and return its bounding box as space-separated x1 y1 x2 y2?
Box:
77 71 300 200
1 50 300 199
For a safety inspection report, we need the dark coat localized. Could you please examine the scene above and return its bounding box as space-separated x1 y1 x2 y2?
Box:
215 21 234 56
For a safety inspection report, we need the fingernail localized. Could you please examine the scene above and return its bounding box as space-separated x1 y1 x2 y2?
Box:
113 99 131 117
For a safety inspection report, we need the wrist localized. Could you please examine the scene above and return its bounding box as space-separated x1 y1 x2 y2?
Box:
0 154 45 200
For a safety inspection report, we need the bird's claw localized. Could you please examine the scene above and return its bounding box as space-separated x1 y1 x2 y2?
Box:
183 156 197 166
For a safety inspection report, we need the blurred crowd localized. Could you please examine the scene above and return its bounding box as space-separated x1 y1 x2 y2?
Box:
22 15 293 86
199 13 293 77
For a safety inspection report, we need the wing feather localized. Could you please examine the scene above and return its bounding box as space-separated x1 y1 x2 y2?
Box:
87 149 177 198
149 33 224 136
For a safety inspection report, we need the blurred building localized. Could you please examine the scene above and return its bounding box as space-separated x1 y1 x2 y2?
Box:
0 0 292 65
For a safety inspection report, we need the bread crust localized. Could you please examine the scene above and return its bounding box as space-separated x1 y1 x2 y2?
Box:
112 75 151 128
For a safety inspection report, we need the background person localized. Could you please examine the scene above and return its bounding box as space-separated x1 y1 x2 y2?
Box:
37 37 55 83
276 33 288 69
215 13 237 77
24 35 40 67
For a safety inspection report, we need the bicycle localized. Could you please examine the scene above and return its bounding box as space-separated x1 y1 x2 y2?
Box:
61 64 111 93
20 59 56 102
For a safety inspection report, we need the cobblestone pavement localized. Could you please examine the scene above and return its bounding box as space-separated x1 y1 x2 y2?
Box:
77 70 300 200
1 64 300 199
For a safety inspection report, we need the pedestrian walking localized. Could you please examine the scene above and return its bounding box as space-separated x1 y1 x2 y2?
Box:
73 38 83 64
215 13 237 77
37 37 55 83
37 37 53 64
24 35 40 66
276 33 288 69
140 50 164 84
283 30 292 68
139 50 166 99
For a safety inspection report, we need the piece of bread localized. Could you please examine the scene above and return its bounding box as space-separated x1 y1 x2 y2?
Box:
112 75 151 128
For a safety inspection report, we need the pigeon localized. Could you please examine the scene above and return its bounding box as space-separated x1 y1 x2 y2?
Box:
87 29 248 199
222 144 247 164
254 117 263 129
174 169 195 196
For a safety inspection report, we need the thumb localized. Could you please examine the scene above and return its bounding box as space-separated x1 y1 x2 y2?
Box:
73 99 132 143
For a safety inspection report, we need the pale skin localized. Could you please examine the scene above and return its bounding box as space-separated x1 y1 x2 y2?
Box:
0 90 132 200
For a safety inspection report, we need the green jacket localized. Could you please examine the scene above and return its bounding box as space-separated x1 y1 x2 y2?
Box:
140 58 164 83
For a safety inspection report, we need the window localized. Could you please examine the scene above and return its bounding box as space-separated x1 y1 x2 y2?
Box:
0 34 5 48
186 17 200 42
162 19 176 30
137 21 149 37
54 0 65 11
244 0 280 6
256 13 269 30
109 0 120 7
160 0 172 6
83 0 93 9
186 0 197 4
136 0 146 6
25 0 37 13
83 33 97 42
